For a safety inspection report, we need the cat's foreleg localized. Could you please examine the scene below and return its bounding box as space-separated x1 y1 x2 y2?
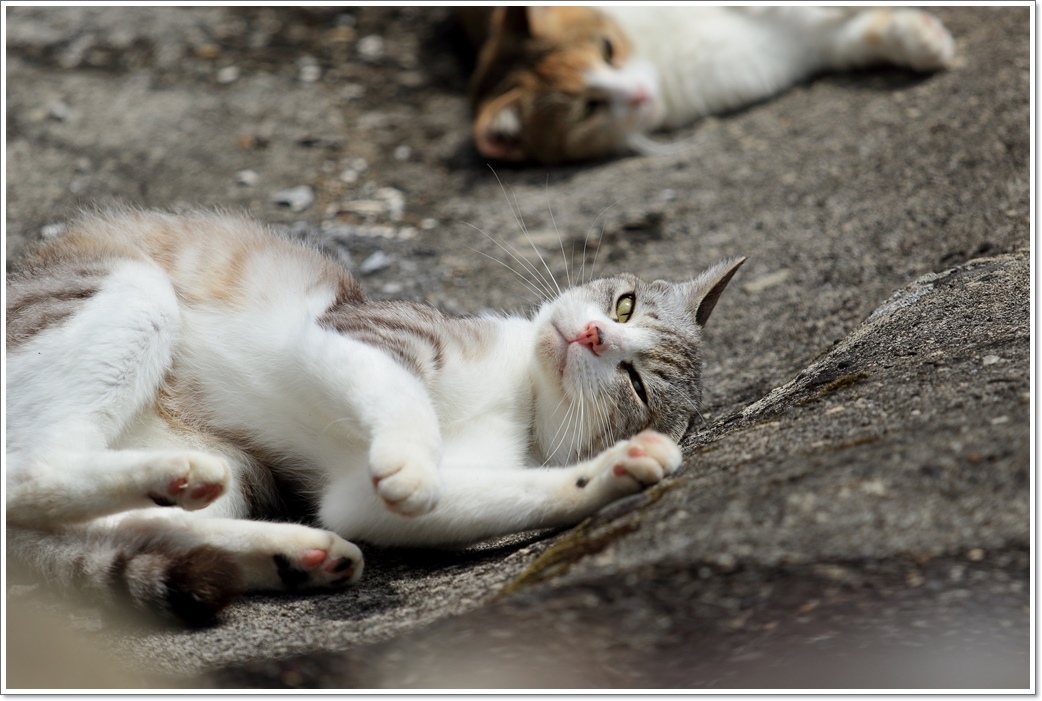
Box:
290 323 445 516
320 430 681 547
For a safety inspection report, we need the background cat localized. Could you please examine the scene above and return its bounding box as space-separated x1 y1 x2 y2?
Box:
464 6 957 163
6 209 744 624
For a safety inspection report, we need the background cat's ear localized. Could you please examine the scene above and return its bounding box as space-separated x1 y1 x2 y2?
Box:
683 256 747 327
491 6 533 39
474 89 525 161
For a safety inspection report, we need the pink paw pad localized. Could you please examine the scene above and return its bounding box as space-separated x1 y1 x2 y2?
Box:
628 446 649 458
299 549 328 568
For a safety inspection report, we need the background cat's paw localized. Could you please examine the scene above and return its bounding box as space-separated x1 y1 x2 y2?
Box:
369 440 443 517
597 430 682 495
270 530 364 589
883 11 956 71
147 451 230 511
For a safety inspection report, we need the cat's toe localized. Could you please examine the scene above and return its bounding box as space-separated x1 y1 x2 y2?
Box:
147 452 230 511
369 442 443 516
891 11 956 71
605 431 682 490
273 534 364 589
374 469 443 516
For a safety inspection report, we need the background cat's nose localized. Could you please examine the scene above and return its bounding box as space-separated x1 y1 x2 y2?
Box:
573 322 606 355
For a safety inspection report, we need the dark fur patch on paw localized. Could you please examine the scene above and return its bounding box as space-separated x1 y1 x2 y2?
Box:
164 546 243 626
273 553 309 588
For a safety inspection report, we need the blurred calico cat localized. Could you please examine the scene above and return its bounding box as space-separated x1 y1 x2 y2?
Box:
6 209 744 624
459 6 956 163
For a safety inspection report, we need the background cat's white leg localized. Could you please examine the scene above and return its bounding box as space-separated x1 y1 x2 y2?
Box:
821 8 956 72
320 430 681 547
6 261 230 527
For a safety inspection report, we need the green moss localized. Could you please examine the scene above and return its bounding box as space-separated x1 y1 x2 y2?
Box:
499 481 676 597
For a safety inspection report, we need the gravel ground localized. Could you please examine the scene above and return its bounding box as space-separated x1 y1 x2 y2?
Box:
4 5 1032 691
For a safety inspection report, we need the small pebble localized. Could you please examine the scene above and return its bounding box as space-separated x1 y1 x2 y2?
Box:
236 169 259 187
339 169 359 184
300 65 322 83
272 185 314 212
982 354 1000 366
420 218 438 230
216 66 240 84
967 548 985 561
360 251 394 275
49 101 72 122
357 35 384 62
40 223 66 239
393 145 412 161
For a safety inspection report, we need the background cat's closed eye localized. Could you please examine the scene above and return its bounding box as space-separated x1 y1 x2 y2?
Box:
462 6 957 164
6 209 744 624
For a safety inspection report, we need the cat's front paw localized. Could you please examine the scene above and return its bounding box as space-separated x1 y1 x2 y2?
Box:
589 430 682 498
368 437 443 517
146 451 230 511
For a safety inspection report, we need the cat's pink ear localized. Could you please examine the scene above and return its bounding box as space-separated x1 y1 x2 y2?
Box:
474 89 526 161
683 256 747 327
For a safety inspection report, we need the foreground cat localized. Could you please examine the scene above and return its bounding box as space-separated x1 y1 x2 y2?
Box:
461 6 957 163
6 209 744 624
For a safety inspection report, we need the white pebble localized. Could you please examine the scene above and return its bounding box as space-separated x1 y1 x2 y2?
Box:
360 251 394 275
357 35 385 62
394 145 412 161
982 355 1001 366
236 169 259 187
272 185 314 212
216 65 240 84
40 223 66 239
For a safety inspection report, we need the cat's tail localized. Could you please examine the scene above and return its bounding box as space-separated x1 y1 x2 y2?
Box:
7 526 244 626
626 132 696 159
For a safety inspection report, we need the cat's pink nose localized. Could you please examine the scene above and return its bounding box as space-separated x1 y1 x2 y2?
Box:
572 322 606 355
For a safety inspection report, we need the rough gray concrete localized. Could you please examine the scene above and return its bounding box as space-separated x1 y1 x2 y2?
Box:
4 6 1031 690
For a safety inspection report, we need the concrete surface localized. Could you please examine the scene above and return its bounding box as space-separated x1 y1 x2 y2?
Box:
4 5 1032 690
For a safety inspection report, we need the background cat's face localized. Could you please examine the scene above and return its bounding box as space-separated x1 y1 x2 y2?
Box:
529 258 745 464
469 7 663 164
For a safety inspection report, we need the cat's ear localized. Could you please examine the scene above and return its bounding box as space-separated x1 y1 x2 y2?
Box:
474 89 525 161
490 6 534 40
682 256 747 327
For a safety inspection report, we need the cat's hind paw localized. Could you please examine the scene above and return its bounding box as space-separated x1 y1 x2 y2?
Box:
879 10 956 72
368 439 443 517
271 532 364 589
146 451 230 511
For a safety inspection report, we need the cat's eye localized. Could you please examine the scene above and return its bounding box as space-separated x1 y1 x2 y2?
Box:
615 293 635 323
621 362 649 406
582 97 609 120
601 38 615 63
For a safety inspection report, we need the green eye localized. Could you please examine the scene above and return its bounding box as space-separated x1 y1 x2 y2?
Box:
615 293 635 323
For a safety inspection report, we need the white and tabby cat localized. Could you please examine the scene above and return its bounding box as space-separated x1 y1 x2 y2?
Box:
6 209 744 624
462 6 957 163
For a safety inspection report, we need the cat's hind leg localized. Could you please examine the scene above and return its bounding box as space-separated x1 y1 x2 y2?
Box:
6 259 230 528
9 512 363 625
827 8 956 72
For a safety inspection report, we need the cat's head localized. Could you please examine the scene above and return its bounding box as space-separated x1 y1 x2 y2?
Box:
469 6 663 164
529 256 746 464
